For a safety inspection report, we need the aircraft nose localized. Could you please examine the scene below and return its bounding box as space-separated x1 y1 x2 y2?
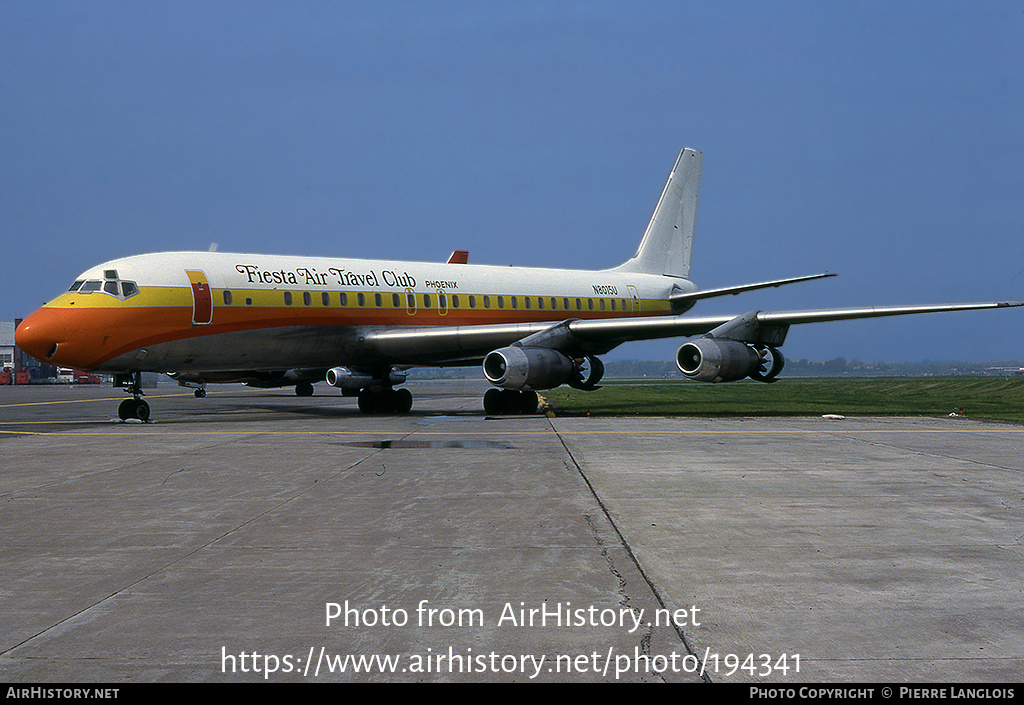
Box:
15 308 68 363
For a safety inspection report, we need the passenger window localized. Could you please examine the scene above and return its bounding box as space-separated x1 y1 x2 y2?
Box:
511 297 517 309
322 292 331 306
303 292 312 306
222 290 232 305
497 296 504 309
374 293 382 307
392 293 400 307
284 292 293 306
483 295 490 309
340 292 348 306
423 294 431 308
469 295 476 308
357 293 365 307
452 295 460 308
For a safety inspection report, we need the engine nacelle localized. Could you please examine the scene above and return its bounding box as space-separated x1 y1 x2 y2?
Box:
483 346 575 390
326 366 407 392
676 338 761 383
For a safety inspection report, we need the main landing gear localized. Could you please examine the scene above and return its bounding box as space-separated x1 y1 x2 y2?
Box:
750 345 785 383
115 371 151 421
357 386 413 414
483 388 539 415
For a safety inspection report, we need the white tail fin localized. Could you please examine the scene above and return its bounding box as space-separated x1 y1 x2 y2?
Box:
612 147 702 278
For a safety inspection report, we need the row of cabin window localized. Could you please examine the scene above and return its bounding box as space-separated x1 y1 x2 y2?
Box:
220 290 634 312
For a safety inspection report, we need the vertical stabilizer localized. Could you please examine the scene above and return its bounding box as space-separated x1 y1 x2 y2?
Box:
612 147 702 278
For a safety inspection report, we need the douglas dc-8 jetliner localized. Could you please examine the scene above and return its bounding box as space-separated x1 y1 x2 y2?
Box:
15 148 1023 420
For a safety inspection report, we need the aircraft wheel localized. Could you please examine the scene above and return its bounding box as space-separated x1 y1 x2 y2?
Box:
357 389 376 413
118 399 136 420
295 382 314 397
483 388 503 414
750 346 785 383
194 388 206 398
484 388 538 415
570 355 605 390
394 388 413 414
519 390 539 414
119 399 150 421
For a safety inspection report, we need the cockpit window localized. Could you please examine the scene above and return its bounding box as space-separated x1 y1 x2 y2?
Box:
73 275 139 299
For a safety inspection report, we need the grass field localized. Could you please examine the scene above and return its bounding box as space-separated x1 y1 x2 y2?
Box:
548 377 1024 424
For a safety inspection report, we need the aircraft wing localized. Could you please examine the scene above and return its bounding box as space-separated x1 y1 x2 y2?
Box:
364 299 1023 364
574 300 1024 345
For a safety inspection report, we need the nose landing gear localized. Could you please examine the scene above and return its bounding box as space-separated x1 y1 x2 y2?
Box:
114 371 151 421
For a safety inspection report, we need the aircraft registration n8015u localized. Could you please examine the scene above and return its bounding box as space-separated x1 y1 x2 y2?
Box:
15 148 1023 420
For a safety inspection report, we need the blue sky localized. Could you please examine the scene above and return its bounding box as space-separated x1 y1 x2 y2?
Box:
3 1 1022 362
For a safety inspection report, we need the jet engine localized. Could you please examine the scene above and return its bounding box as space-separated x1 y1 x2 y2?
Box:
676 338 764 383
326 366 407 394
482 346 575 390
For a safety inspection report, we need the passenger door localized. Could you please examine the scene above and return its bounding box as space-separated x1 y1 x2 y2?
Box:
186 270 213 325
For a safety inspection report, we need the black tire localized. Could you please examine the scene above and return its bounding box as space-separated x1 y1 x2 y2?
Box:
519 390 539 414
483 388 503 414
357 389 376 414
118 399 136 420
750 346 785 383
394 388 413 414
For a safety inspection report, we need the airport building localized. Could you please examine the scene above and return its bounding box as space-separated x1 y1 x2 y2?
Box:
0 321 14 369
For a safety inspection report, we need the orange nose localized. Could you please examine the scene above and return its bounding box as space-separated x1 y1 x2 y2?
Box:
15 308 67 363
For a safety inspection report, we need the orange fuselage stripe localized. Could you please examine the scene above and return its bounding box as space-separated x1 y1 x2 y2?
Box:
35 286 670 370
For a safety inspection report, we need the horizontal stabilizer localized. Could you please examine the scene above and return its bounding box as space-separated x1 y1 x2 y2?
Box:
670 272 836 307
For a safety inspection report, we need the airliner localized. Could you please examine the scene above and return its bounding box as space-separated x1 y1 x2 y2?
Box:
14 148 1022 420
